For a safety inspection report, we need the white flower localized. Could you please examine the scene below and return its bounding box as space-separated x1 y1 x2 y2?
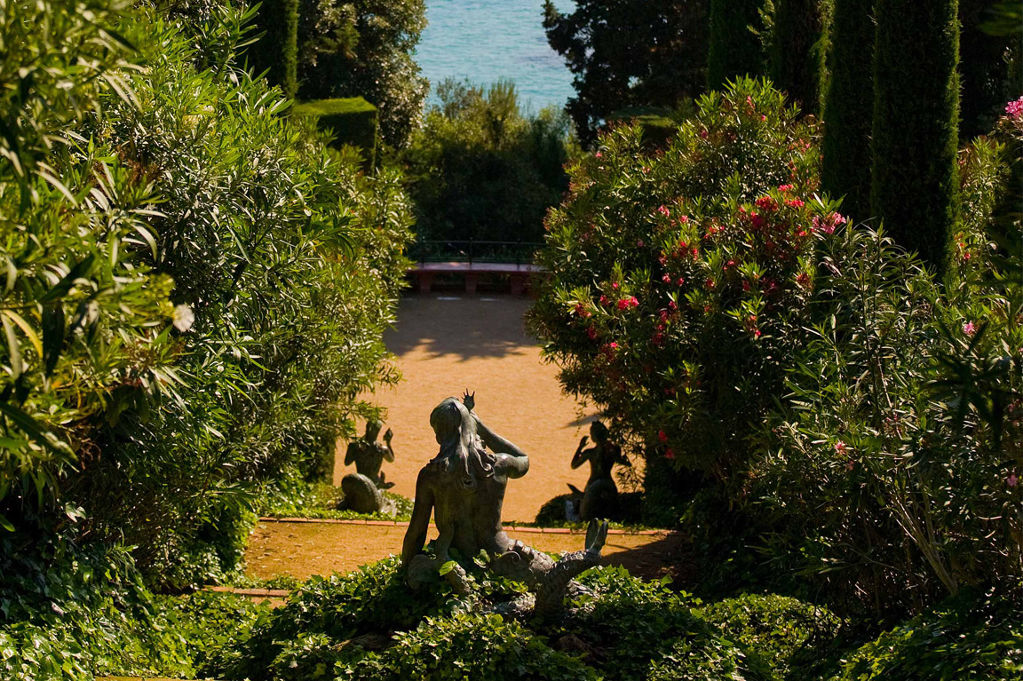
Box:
172 304 195 332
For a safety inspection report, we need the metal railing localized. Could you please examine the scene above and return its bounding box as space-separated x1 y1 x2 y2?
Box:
408 239 542 266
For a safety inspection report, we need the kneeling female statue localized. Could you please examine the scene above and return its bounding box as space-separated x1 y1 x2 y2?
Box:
401 393 607 617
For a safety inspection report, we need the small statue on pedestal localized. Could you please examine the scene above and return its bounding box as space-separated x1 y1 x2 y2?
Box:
340 420 395 514
568 421 630 521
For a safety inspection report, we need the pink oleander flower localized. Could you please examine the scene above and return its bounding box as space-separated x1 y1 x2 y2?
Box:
658 205 671 217
963 321 976 336
664 448 676 460
834 441 848 454
611 281 620 290
595 150 603 158
1006 97 1023 119
658 430 668 443
778 184 794 192
1008 473 1019 488
662 274 672 284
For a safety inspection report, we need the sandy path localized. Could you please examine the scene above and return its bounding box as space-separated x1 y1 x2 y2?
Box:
246 520 683 582
336 294 609 523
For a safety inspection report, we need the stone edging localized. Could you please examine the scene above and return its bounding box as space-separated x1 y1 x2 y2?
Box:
258 516 671 536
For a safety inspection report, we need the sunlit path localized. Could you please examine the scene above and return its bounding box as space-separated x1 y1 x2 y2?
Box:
337 293 608 523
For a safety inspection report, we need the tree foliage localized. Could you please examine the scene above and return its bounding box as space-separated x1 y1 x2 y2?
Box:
294 0 428 148
542 0 709 147
400 79 573 248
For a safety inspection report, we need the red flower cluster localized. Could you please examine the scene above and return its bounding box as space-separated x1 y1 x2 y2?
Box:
617 296 639 310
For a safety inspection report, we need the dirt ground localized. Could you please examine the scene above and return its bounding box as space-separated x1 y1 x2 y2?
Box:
335 293 637 523
246 520 684 583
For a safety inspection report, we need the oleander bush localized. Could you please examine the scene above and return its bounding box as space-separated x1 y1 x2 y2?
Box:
530 77 836 491
1 0 412 590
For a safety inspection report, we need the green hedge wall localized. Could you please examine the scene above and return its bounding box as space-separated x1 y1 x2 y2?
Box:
292 98 378 165
248 0 298 98
871 0 960 271
821 0 874 221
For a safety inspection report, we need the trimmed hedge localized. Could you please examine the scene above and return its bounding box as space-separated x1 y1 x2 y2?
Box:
871 0 960 271
821 0 874 221
707 0 766 89
248 0 298 97
292 97 378 165
609 106 679 149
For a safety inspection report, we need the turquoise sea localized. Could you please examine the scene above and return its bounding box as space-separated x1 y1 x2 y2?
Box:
416 0 577 114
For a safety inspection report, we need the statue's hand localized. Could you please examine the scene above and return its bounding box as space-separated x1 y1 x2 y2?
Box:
383 428 393 442
579 436 589 447
462 390 475 411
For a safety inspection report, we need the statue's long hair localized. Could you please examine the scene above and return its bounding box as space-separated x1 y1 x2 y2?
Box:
429 398 497 489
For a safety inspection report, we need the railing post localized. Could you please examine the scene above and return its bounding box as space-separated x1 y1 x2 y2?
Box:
469 238 474 266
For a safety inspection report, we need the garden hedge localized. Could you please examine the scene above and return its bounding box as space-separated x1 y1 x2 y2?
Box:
293 97 379 165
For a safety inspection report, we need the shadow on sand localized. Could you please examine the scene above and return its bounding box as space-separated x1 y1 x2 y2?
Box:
385 295 540 361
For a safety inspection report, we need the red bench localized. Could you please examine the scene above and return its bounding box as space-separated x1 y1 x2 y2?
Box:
409 262 543 295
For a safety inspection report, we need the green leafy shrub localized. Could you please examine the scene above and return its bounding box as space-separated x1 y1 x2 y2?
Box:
344 613 600 681
530 78 837 497
293 97 379 163
834 590 1023 681
566 567 772 681
698 594 845 680
0 534 187 680
41 2 412 589
401 79 574 249
0 0 180 529
757 218 1021 613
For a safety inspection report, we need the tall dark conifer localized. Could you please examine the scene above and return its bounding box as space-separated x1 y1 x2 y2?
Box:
248 0 299 98
770 0 827 115
871 0 960 271
707 0 766 89
821 0 874 220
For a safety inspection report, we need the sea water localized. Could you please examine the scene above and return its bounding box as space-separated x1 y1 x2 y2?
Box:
416 0 577 114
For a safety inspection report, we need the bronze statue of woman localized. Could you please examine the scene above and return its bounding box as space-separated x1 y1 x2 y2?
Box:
402 393 607 617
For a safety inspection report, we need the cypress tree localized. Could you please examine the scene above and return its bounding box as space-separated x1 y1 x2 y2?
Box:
248 0 299 98
771 0 827 115
871 0 960 271
707 0 766 89
821 0 874 220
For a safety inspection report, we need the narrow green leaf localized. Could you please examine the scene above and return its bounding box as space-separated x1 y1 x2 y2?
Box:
39 254 96 303
1 316 22 378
